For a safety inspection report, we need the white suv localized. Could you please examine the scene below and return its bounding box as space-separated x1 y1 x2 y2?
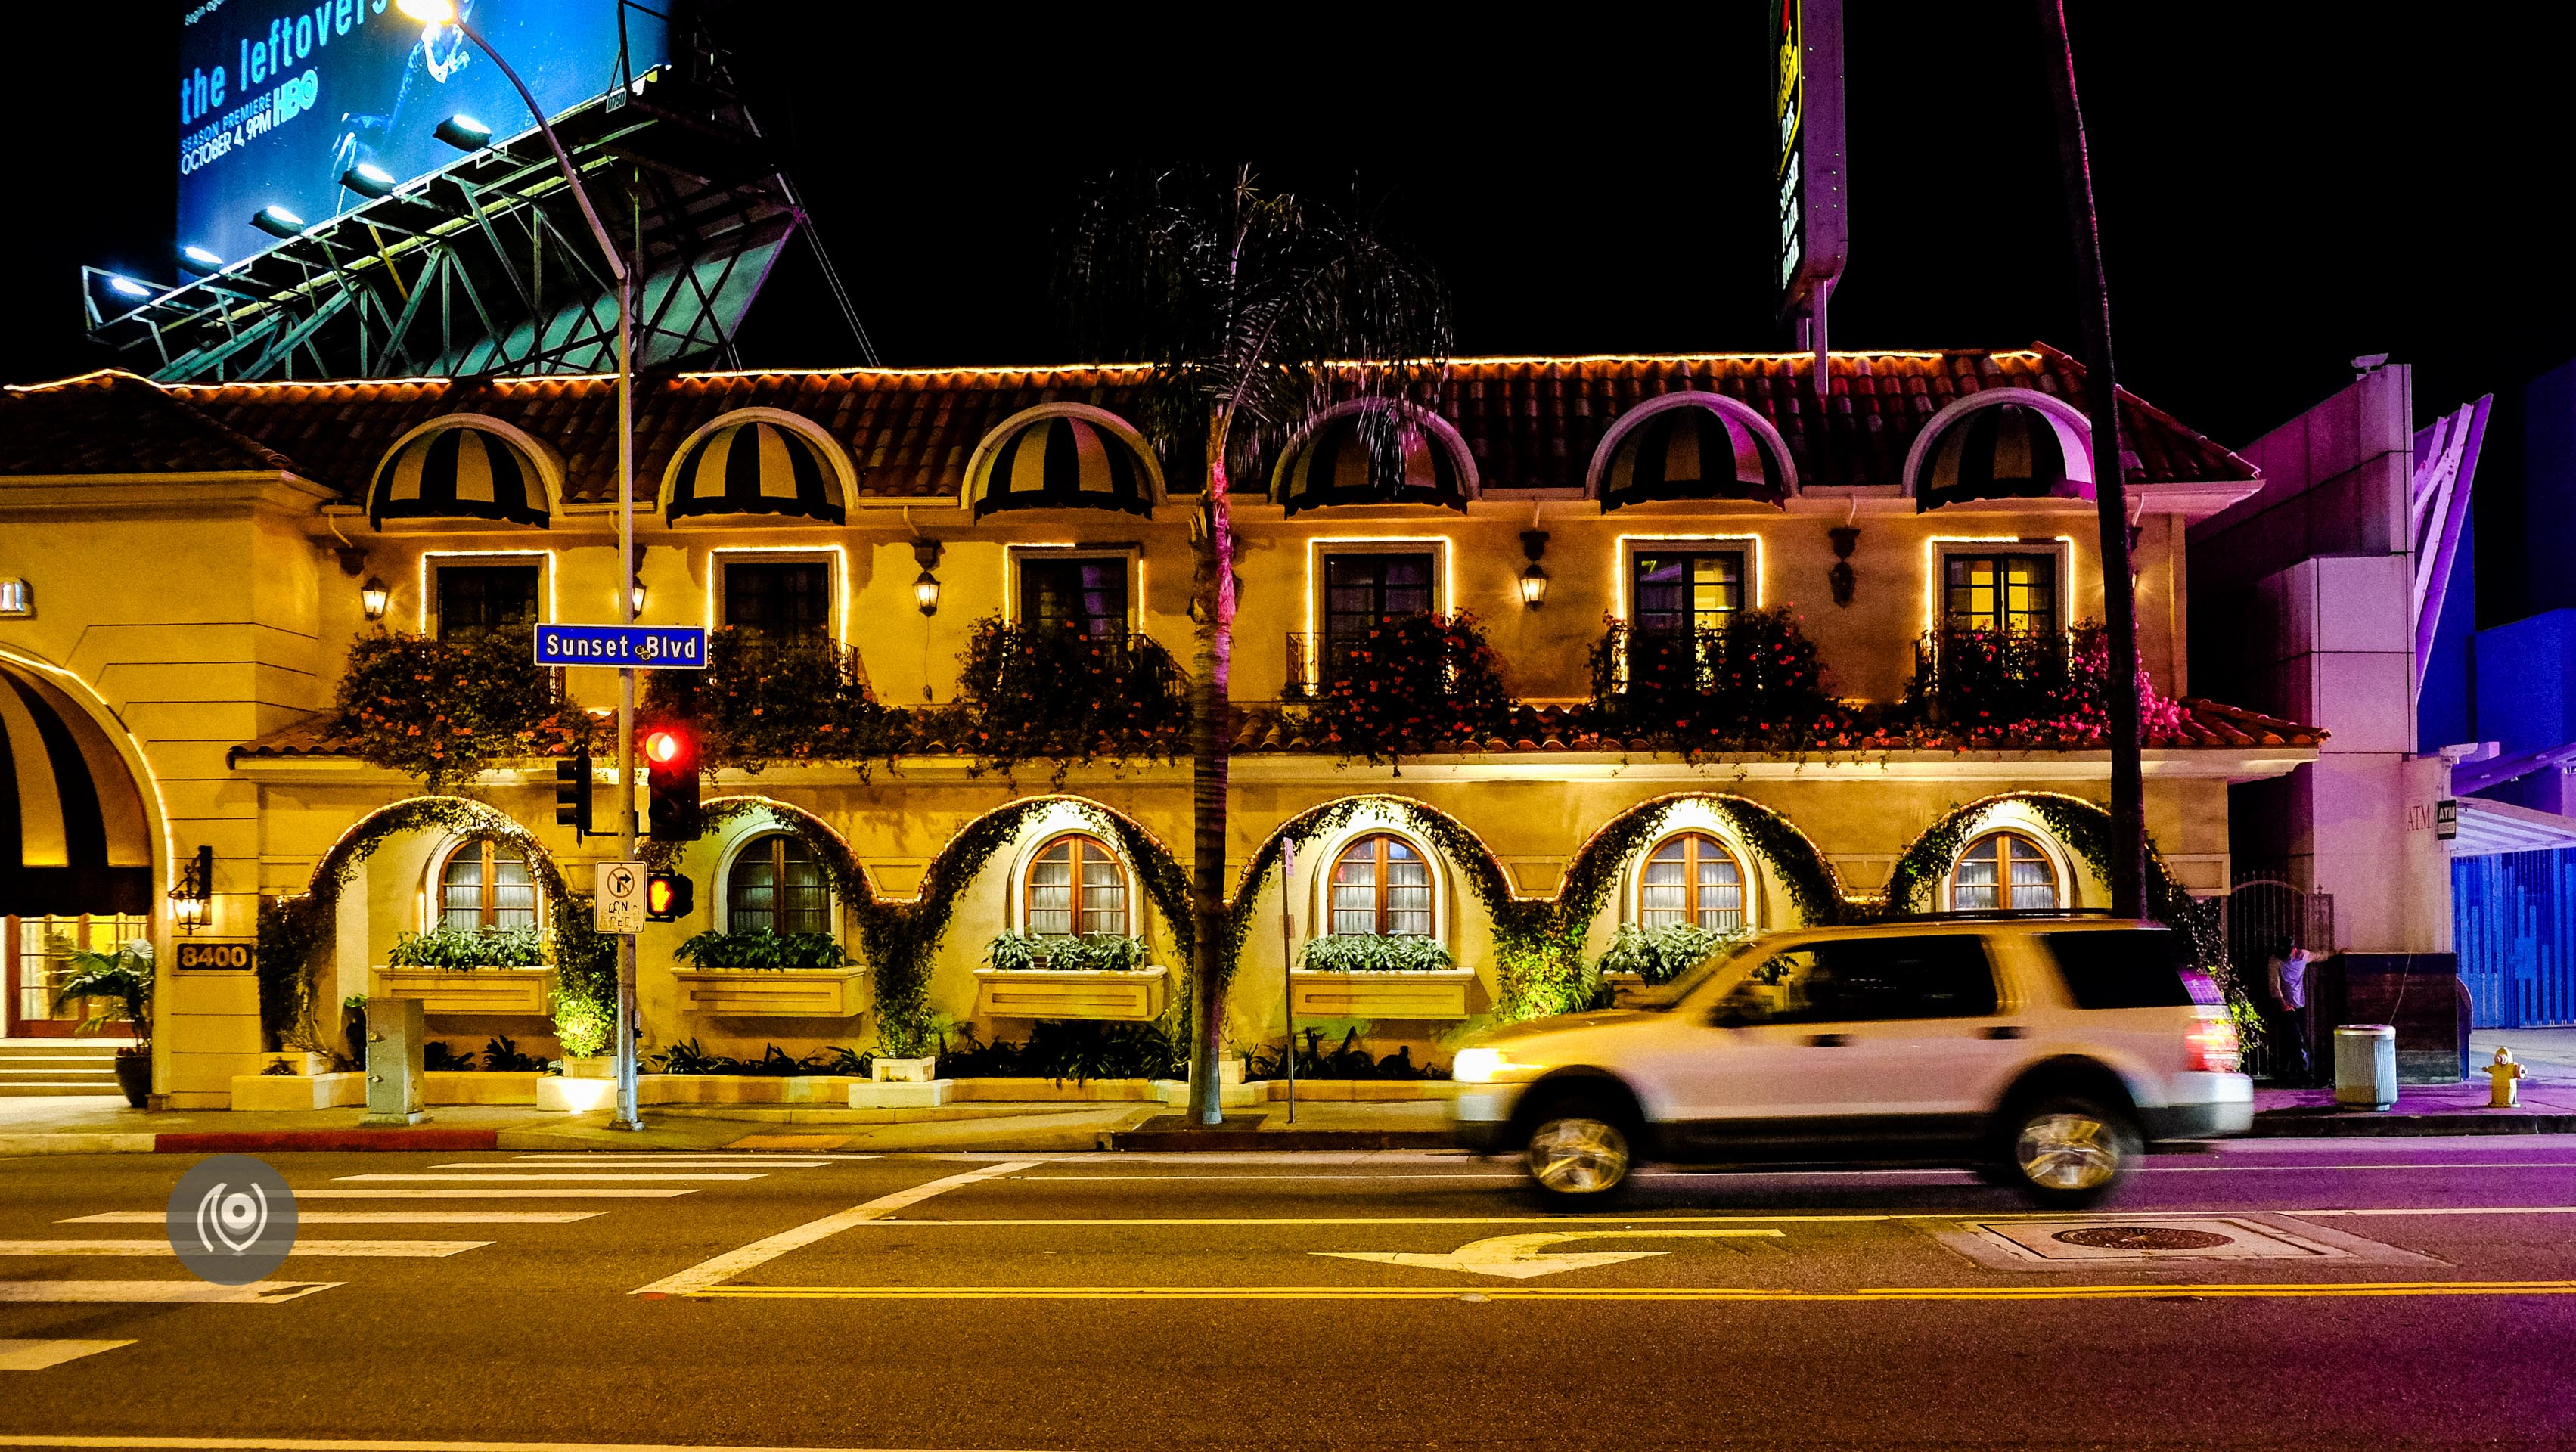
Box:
1450 918 2251 1207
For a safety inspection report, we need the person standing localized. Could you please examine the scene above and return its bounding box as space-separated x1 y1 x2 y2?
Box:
2267 946 2314 1084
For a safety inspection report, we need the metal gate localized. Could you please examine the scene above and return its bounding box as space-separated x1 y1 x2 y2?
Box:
2223 875 2335 1080
2453 848 2576 1028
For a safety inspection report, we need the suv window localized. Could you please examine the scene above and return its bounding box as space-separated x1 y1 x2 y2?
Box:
2044 929 2198 1008
1731 935 1999 1024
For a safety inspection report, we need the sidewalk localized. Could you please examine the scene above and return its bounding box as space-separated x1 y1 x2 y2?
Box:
5 1074 2571 1153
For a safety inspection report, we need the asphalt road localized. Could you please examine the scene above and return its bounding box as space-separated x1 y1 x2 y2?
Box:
4 1138 2575 1451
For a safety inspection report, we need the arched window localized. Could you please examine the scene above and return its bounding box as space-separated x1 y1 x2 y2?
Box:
439 839 537 932
728 833 831 935
1638 833 1746 932
1952 831 2060 911
1329 833 1434 936
1024 834 1130 938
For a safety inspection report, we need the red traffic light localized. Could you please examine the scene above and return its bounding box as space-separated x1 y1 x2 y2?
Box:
643 726 691 768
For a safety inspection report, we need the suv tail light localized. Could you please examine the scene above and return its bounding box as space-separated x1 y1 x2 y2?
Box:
2185 1015 2241 1074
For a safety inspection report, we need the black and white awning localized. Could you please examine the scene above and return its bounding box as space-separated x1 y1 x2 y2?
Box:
1917 401 2094 512
1598 399 1790 510
969 413 1156 519
369 425 551 529
1277 408 1467 515
667 420 846 524
0 664 154 918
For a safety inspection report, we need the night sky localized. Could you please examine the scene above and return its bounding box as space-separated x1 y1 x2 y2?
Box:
11 6 2565 557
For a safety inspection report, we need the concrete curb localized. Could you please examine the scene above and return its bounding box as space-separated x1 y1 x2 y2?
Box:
1102 1128 1460 1152
2246 1111 2576 1137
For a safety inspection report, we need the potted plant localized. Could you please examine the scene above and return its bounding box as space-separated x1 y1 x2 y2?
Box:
1290 934 1477 1019
973 931 1169 1022
669 929 864 1016
374 925 552 1015
52 937 154 1108
1594 923 1743 1006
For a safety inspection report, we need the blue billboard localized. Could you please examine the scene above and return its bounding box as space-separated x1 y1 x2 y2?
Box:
177 1 666 271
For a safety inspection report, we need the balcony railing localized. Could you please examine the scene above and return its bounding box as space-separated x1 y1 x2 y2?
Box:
1909 627 2081 725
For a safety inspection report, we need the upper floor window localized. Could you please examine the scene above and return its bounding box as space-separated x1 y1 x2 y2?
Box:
1024 834 1129 938
1324 553 1435 644
1020 557 1130 638
1328 833 1434 937
1638 833 1746 932
1633 551 1746 637
1951 830 2059 911
722 560 830 647
728 833 831 935
435 564 539 641
1944 553 2057 635
439 839 538 932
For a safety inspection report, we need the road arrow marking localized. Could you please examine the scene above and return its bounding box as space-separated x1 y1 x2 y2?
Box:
1317 1227 1784 1280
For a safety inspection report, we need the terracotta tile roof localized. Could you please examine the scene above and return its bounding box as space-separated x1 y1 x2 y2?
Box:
2 346 2254 504
0 371 293 476
227 712 357 763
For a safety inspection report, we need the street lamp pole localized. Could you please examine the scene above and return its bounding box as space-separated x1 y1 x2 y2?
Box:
398 0 643 1128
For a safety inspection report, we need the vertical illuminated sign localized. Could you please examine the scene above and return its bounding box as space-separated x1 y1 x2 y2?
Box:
1774 0 1845 367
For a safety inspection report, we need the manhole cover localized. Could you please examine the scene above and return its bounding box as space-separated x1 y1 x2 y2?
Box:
2053 1226 2235 1252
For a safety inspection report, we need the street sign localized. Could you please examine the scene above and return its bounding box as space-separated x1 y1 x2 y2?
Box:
2436 799 2459 841
596 861 647 934
535 625 708 669
173 940 256 972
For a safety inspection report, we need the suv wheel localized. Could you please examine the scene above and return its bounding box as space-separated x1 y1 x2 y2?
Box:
1522 1100 1634 1206
2001 1095 2139 1208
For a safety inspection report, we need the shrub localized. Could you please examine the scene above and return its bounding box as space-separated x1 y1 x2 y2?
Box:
386 924 546 970
953 616 1187 782
985 932 1148 973
1240 1028 1451 1081
673 929 849 970
1907 622 2190 746
1587 607 1843 753
1300 934 1454 973
935 1019 1183 1084
1308 612 1515 765
335 628 590 790
641 628 895 774
643 1039 869 1076
1596 923 1743 985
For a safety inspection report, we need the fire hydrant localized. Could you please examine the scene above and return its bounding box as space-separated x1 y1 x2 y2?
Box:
2488 1047 2527 1109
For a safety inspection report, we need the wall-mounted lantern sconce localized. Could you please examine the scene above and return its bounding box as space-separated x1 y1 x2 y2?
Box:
912 539 944 616
1828 527 1860 608
628 574 648 617
1517 531 1550 609
359 576 391 621
169 844 213 934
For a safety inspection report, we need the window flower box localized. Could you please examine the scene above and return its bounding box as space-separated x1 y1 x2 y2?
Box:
371 967 551 1016
1287 968 1477 1020
973 966 1169 1022
669 968 867 1017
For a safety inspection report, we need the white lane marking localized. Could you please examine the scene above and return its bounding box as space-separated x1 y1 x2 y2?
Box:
331 1174 760 1183
0 1341 135 1370
63 1212 604 1225
0 1241 488 1258
632 1160 1045 1296
0 1439 1024 1451
294 1190 692 1199
0 1282 337 1305
1321 1227 1785 1280
2290 1206 2576 1218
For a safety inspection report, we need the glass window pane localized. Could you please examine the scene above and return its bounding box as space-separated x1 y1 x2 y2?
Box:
728 839 782 935
1028 846 1075 938
725 563 830 646
779 843 830 935
1952 837 2001 912
1330 840 1380 935
436 566 540 640
441 849 485 931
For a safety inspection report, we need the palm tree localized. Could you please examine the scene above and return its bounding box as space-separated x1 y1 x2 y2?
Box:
1064 167 1453 1125
54 937 155 1055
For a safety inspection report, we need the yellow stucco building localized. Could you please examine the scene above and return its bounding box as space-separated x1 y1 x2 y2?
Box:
0 348 2320 1106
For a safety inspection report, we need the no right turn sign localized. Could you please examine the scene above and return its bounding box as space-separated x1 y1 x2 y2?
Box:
596 861 646 934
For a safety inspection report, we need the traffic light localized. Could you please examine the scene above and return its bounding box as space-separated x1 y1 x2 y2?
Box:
554 736 593 839
644 870 694 922
643 724 702 842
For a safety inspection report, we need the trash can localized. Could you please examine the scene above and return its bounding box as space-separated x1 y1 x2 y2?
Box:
2334 1023 2398 1110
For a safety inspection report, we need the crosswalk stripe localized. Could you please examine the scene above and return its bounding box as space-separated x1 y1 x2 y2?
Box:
293 1189 694 1199
0 1340 135 1370
0 1241 487 1258
61 1212 603 1225
332 1174 761 1183
0 1282 335 1304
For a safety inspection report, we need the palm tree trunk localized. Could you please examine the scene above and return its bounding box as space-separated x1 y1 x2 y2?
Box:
2035 0 2146 916
1187 422 1237 1125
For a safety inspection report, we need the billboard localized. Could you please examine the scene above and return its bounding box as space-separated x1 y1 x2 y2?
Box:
1771 0 1845 318
177 1 666 270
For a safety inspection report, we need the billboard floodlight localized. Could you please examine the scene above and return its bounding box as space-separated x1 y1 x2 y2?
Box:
107 276 152 299
250 206 306 240
180 246 223 271
396 0 460 23
340 163 400 200
434 114 494 151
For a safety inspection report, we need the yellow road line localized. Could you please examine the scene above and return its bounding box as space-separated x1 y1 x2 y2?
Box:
849 1207 2576 1227
680 1279 2576 1303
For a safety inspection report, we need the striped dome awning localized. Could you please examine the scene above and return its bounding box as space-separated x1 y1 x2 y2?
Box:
969 414 1155 520
1599 401 1789 511
1277 409 1466 515
0 665 153 918
1917 402 2095 512
369 426 550 529
667 420 846 524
